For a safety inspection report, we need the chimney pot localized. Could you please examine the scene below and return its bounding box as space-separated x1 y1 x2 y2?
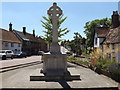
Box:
112 11 120 28
33 29 35 37
9 22 12 31
23 27 26 35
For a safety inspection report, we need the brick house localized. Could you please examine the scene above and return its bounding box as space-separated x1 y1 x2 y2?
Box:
0 24 22 52
13 26 47 55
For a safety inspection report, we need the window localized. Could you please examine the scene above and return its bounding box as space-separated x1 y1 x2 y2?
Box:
11 43 14 47
95 38 97 45
18 44 20 47
5 42 8 47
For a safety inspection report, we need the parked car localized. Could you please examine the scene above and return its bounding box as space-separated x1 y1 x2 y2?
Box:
0 50 14 60
38 51 44 55
14 51 27 58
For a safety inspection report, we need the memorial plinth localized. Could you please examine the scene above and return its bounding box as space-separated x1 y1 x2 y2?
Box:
43 53 67 76
30 2 80 81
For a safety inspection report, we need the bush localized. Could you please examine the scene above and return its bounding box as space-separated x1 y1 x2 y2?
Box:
81 52 91 58
67 56 77 61
67 56 90 66
109 63 120 74
94 58 116 71
111 68 120 82
76 59 89 66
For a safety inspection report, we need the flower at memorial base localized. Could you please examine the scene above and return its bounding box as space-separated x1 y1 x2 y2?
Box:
91 58 95 65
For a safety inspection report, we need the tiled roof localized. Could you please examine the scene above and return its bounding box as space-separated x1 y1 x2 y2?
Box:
0 28 22 43
95 27 110 38
13 30 43 42
104 26 120 44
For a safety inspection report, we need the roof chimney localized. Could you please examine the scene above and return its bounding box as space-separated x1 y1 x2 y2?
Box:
9 22 12 31
112 11 120 28
33 29 35 37
23 27 26 35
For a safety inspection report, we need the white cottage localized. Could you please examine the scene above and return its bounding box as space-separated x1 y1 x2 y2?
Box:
94 27 110 48
0 27 22 53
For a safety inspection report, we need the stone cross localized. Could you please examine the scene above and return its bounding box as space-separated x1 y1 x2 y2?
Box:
48 2 62 53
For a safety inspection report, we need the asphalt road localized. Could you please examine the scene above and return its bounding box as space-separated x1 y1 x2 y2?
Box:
0 56 41 69
0 61 119 89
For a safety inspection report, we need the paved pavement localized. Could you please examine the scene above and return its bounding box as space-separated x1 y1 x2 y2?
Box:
0 62 119 89
0 56 41 69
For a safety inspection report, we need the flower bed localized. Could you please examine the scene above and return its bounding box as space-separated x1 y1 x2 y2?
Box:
91 58 120 83
67 56 89 68
67 56 120 83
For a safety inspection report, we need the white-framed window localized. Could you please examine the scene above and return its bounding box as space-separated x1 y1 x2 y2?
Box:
11 43 14 47
18 43 20 47
5 42 8 47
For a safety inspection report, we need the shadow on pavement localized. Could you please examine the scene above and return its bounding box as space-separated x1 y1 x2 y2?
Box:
58 80 71 88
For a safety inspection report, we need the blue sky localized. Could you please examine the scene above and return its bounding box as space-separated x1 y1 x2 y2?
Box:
1 2 118 40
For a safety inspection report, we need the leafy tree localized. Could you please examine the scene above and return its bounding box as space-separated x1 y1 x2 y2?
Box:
41 15 69 50
84 18 112 49
73 32 83 55
62 32 83 56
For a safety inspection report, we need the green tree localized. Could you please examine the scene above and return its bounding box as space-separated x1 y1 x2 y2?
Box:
84 18 111 49
66 32 83 56
73 32 83 55
41 15 69 50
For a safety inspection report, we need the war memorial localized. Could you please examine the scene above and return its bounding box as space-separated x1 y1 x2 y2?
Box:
30 2 80 81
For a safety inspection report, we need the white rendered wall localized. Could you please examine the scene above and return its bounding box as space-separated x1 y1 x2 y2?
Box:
8 43 22 52
2 42 22 52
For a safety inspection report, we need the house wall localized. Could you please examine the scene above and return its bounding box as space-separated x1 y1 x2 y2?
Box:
8 43 22 53
0 40 2 50
103 44 111 59
103 43 120 62
40 42 47 52
2 41 9 50
22 41 32 55
116 43 120 62
1 41 22 53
